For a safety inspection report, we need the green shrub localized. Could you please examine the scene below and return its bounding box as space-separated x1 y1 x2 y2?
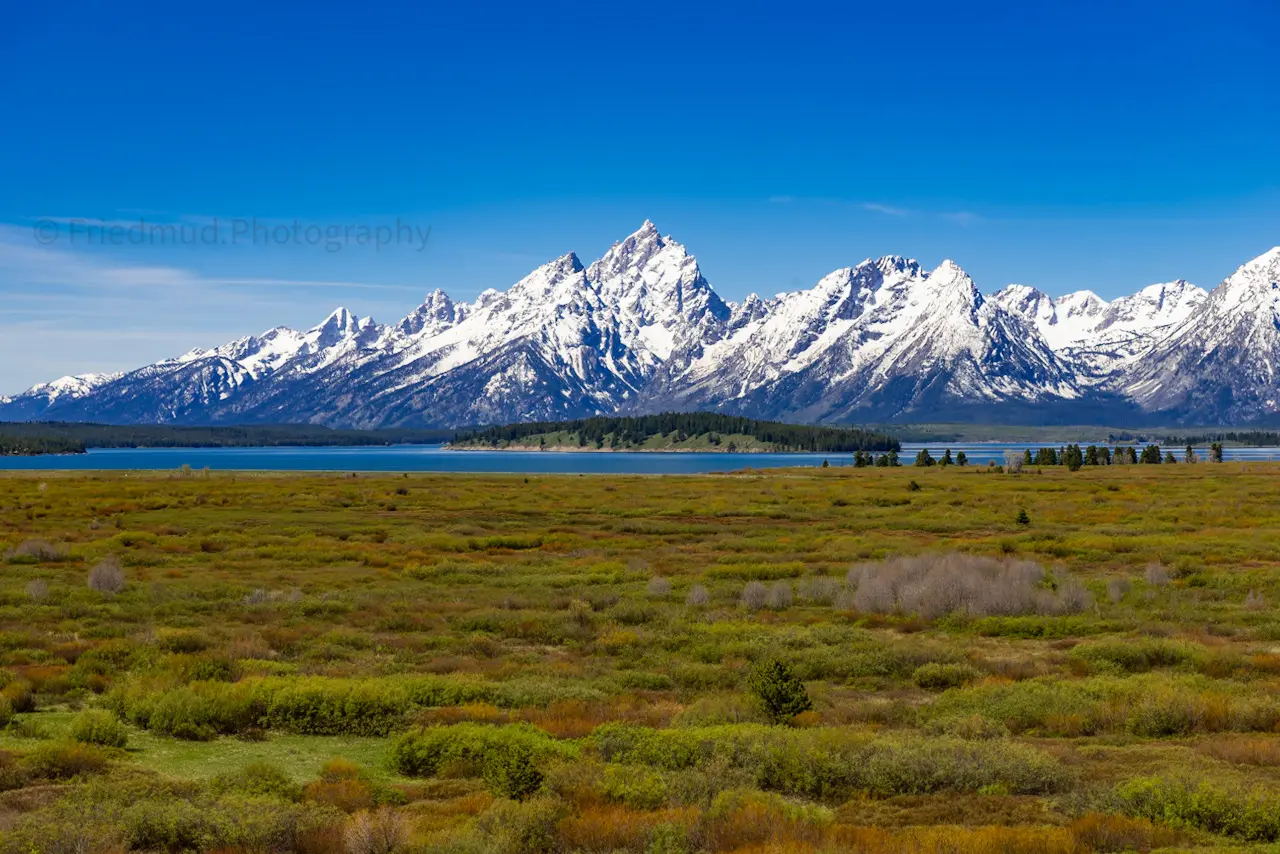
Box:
912 662 980 691
1071 639 1204 673
212 761 301 800
21 741 111 780
1114 776 1280 841
68 709 128 748
390 723 574 778
483 742 545 800
599 763 668 809
589 724 1067 799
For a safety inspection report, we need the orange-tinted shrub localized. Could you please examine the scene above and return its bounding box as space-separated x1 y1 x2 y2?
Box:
558 805 696 853
1069 813 1182 851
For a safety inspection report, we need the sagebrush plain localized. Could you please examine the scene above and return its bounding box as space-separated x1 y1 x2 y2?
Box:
2 463 1280 853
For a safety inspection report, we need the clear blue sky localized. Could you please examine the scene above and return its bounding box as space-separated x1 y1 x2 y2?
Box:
1 1 1277 391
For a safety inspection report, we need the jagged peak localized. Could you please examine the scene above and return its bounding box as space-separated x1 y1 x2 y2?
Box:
315 306 357 330
1058 289 1106 304
997 283 1046 298
865 255 922 277
928 259 977 288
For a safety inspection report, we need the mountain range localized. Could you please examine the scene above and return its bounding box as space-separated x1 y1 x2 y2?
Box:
4 221 1280 427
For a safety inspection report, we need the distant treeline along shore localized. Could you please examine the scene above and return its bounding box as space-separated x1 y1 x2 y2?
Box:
0 422 455 456
451 413 901 453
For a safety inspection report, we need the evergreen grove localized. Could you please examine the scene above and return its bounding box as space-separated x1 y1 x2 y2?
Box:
455 413 901 453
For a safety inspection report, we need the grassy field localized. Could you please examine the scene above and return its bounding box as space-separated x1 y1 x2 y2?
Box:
1 464 1280 852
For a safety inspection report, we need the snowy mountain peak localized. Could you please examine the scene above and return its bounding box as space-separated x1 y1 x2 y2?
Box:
871 255 922 278
398 288 458 336
1217 247 1280 303
314 307 360 335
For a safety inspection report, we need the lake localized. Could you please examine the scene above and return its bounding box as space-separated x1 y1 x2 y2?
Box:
0 443 1276 473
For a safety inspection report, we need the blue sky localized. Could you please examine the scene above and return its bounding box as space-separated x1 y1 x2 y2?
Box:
1 1 1277 392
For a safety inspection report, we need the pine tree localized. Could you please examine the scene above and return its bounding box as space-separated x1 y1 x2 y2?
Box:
1015 509 1031 526
914 449 936 467
1184 445 1197 464
1022 449 1033 466
745 658 812 724
940 449 954 466
955 451 968 466
1084 445 1099 466
1209 442 1224 463
1139 444 1162 464
887 450 900 467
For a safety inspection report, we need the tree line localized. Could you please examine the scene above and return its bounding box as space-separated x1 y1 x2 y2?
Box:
0 434 87 456
455 413 901 453
0 422 456 452
1006 443 1225 471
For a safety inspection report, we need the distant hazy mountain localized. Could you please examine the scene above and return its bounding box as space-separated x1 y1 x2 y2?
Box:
2 222 1277 427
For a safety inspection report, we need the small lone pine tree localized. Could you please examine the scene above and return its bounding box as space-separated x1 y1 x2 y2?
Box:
483 744 544 800
1015 509 1031 526
745 658 812 724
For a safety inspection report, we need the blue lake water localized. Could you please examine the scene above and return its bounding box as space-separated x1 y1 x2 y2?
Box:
0 443 1276 473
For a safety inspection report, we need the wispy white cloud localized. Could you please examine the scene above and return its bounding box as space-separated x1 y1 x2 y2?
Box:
942 210 983 226
0 223 424 392
861 202 912 217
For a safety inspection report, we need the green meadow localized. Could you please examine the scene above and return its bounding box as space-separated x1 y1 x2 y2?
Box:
1 463 1280 852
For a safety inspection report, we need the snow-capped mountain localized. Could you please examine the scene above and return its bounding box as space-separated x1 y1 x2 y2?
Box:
1121 248 1280 423
641 256 1078 422
992 280 1207 378
1 224 1277 427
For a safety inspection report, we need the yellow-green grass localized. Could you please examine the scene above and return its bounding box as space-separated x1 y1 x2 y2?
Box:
2 464 1280 851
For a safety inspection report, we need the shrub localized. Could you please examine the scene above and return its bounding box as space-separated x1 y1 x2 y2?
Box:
745 659 811 724
390 723 572 778
10 539 66 562
646 577 673 599
68 709 128 748
21 741 110 780
590 724 1067 798
1106 578 1131 603
741 581 768 610
24 579 49 602
766 581 793 610
685 584 710 607
796 576 840 604
1070 639 1203 673
847 553 1090 619
87 556 126 597
1114 776 1280 841
344 808 410 854
472 796 563 854
484 742 545 800
912 662 980 691
213 761 300 800
1068 812 1182 851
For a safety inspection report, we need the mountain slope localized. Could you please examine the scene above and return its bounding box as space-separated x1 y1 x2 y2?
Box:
992 280 1207 379
641 257 1079 421
1121 248 1280 423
